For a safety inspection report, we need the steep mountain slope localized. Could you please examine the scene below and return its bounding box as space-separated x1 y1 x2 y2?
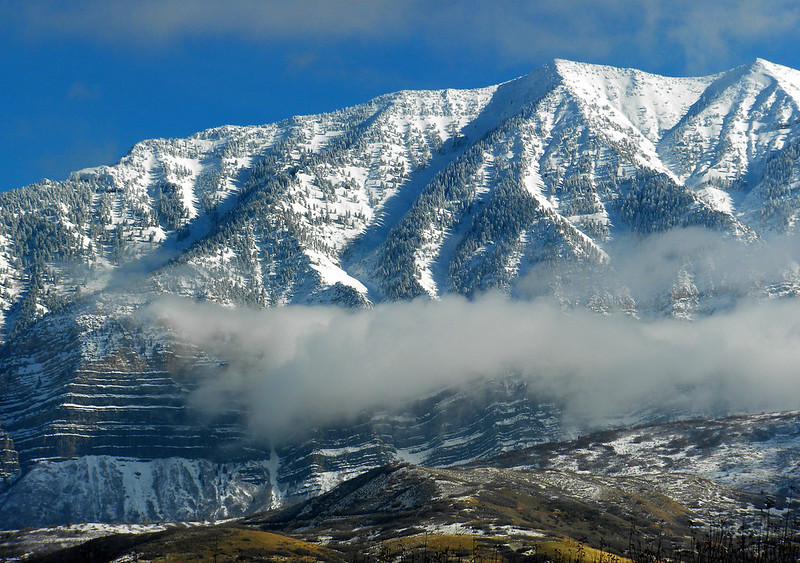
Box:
248 462 762 558
3 59 800 528
3 59 800 327
3 462 768 561
660 59 800 186
493 410 800 498
0 361 564 528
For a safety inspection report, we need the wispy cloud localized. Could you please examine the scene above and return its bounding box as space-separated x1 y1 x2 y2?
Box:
8 1 800 74
663 0 800 74
10 1 415 45
66 81 101 102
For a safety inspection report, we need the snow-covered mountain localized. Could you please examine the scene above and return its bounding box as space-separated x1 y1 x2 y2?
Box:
3 58 800 324
2 58 800 528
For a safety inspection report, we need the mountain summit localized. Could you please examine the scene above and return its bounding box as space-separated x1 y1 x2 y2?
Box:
2 59 800 528
0 58 799 315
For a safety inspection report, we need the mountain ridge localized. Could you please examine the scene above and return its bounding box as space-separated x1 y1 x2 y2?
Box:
2 58 800 529
3 57 800 312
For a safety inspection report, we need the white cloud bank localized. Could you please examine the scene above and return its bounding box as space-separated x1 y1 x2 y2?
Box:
145 290 800 443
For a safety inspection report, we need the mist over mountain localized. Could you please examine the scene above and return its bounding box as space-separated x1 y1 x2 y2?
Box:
2 58 800 529
150 294 800 444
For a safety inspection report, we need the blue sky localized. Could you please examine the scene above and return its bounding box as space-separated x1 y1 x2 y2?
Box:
2 0 800 192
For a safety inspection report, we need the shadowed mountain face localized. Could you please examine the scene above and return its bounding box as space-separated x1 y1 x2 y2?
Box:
7 412 799 562
7 461 768 561
247 462 763 557
3 59 800 528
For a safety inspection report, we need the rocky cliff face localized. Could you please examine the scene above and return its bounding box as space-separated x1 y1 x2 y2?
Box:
0 318 565 529
492 410 800 498
0 429 18 492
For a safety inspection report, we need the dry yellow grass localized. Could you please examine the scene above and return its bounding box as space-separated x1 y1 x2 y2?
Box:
536 537 633 562
131 526 342 562
385 532 476 553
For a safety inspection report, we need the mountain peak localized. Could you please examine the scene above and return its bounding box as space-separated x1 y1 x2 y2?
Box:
747 57 791 73
543 59 714 144
728 56 800 86
4 56 800 531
